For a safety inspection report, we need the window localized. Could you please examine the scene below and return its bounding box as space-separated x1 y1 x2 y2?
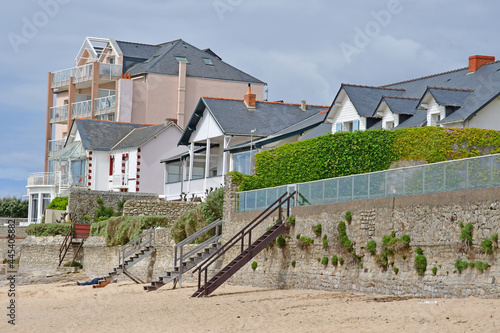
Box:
109 156 115 176
42 194 51 213
343 122 353 132
385 121 394 130
71 159 86 185
203 58 214 66
167 164 182 183
109 56 115 64
430 113 441 126
233 151 257 175
31 194 38 220
175 56 189 63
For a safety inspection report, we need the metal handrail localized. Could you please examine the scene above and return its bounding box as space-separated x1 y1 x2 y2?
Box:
194 191 295 296
173 218 223 288
119 227 155 267
58 220 75 266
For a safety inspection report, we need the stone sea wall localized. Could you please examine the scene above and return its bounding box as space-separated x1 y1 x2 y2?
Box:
123 200 199 222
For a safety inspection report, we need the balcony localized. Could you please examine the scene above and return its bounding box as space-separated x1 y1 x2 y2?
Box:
94 95 116 116
27 172 61 187
112 174 129 188
71 100 92 119
49 104 69 124
48 139 66 156
51 63 122 89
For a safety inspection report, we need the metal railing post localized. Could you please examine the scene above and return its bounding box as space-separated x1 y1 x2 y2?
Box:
179 246 183 288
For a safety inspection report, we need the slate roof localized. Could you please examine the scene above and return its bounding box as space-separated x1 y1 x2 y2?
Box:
341 85 405 117
179 98 329 146
330 60 500 127
379 96 420 115
111 123 177 151
395 109 428 129
74 119 150 151
117 39 264 84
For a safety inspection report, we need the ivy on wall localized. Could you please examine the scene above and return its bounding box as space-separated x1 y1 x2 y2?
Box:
232 127 500 192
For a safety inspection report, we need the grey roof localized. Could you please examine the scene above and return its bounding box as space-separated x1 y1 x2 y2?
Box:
342 85 405 117
111 123 177 151
226 111 328 151
120 39 264 84
298 123 332 141
384 61 500 124
73 119 150 151
179 98 329 146
424 87 473 107
395 109 428 129
380 97 420 115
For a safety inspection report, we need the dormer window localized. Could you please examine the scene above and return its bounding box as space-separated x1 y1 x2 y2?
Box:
175 56 189 64
203 58 214 66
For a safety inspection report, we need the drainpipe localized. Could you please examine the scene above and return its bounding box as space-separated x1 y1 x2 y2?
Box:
177 61 187 128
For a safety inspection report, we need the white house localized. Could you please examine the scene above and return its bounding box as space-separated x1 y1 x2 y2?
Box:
327 55 500 132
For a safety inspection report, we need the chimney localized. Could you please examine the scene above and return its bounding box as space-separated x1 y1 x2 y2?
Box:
165 118 177 125
469 55 495 72
300 100 307 111
244 83 256 109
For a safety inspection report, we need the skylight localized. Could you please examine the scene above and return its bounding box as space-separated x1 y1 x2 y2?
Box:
203 58 214 66
175 56 189 63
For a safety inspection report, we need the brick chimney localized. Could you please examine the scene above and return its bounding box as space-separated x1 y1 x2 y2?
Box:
469 55 495 72
244 83 256 109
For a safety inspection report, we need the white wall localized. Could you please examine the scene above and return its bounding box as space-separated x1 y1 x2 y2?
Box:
92 151 110 191
426 99 445 126
466 98 500 130
330 95 362 133
381 106 398 129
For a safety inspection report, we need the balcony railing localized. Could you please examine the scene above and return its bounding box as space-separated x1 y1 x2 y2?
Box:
95 95 116 116
112 174 128 188
49 139 66 156
71 100 92 118
51 63 122 88
49 104 69 123
27 172 61 187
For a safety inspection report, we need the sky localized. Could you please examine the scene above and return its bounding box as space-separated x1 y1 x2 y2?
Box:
1 0 500 199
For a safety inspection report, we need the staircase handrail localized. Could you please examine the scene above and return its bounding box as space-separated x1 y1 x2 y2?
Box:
193 191 295 276
58 220 76 266
119 227 155 267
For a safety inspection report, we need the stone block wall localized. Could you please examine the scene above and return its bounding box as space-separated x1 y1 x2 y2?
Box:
68 189 158 221
0 225 27 262
222 184 500 298
123 200 199 222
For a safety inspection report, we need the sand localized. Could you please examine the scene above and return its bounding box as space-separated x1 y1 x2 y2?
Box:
1 273 499 333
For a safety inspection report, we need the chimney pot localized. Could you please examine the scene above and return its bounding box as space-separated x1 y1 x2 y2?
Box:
469 55 495 72
244 83 256 109
300 100 307 111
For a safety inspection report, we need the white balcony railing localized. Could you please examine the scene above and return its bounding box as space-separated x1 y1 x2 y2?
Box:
51 63 122 88
27 172 61 187
94 95 116 116
112 174 128 188
49 104 69 123
72 100 92 118
49 139 66 155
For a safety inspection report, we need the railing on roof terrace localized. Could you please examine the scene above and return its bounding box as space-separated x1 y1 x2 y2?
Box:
51 63 122 88
99 63 122 79
50 105 69 123
27 172 61 187
236 153 500 212
51 68 72 88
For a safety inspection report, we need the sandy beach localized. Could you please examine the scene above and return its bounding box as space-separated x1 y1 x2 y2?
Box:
0 272 499 333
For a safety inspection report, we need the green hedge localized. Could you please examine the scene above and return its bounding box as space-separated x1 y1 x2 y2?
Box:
233 127 500 191
0 196 28 218
48 196 68 211
26 223 71 236
90 216 170 246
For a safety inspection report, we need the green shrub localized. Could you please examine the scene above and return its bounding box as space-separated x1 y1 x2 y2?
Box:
400 235 411 246
26 223 71 236
291 260 296 268
251 261 258 271
200 188 224 225
459 222 473 246
393 267 399 275
376 254 389 269
63 261 83 269
298 236 314 248
95 198 114 221
481 238 494 255
322 235 328 249
358 261 363 269
366 240 377 255
338 257 344 265
321 256 329 266
474 261 491 274
331 255 339 266
432 266 438 276
288 215 296 226
455 260 468 273
492 233 498 244
90 216 170 246
414 254 427 276
48 196 68 211
0 196 29 218
382 235 391 246
415 247 424 255
337 221 353 252
313 224 322 237
345 211 352 223
276 235 286 248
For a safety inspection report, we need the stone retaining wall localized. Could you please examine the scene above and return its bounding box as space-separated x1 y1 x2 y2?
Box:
123 200 199 222
222 185 500 298
0 225 27 262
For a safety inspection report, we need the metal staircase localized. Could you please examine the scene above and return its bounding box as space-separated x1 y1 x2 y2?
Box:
93 227 156 288
191 191 295 298
59 222 91 267
144 219 223 291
